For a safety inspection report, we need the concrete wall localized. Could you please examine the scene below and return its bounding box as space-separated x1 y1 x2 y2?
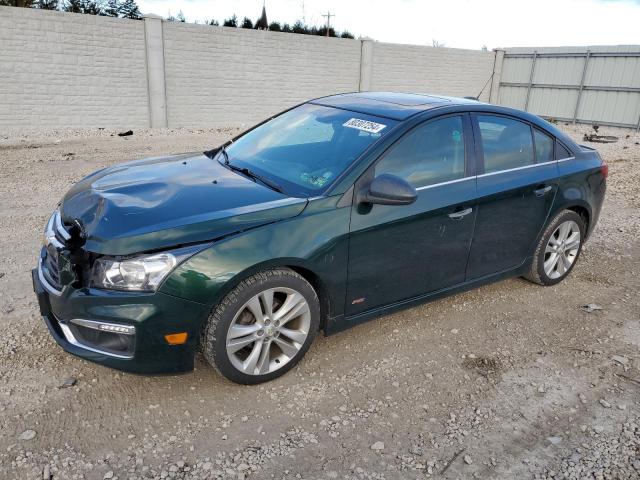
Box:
369 42 495 101
163 23 362 127
0 6 497 129
0 6 149 128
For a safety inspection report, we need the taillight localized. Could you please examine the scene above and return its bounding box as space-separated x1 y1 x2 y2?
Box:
600 162 609 179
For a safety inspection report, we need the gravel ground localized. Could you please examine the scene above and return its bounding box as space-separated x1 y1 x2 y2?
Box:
0 123 639 480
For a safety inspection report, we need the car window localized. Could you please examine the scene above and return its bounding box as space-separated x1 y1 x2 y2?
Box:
224 104 397 197
533 128 554 163
477 115 534 173
555 141 572 160
375 116 466 188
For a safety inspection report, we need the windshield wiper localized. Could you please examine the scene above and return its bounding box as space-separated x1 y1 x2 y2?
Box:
218 159 283 194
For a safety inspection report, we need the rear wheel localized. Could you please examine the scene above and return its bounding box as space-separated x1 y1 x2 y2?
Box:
525 210 586 286
201 268 320 384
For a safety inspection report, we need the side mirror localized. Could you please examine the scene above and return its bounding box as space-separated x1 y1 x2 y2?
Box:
359 174 417 206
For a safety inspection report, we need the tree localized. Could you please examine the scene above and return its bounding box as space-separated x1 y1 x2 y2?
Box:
340 31 354 39
281 22 291 33
222 14 237 27
175 10 185 22
207 19 219 26
254 4 267 29
118 0 140 19
102 0 118 16
268 21 281 32
240 16 253 28
0 0 36 6
291 20 307 34
317 26 336 37
62 0 82 12
82 0 101 14
37 0 59 9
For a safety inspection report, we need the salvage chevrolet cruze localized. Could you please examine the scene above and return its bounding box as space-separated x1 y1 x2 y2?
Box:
33 92 606 384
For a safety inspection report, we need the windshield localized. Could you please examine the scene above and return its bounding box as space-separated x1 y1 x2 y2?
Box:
222 103 397 197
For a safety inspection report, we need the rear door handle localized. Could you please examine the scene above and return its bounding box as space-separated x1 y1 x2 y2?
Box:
448 207 473 219
534 185 553 197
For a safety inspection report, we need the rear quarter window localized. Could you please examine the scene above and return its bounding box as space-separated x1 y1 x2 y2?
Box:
533 129 554 163
555 141 572 160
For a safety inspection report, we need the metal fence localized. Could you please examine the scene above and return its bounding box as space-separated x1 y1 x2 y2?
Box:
497 46 640 130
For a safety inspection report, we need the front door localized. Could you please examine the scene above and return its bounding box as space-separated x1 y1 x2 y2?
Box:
466 114 558 279
346 115 477 316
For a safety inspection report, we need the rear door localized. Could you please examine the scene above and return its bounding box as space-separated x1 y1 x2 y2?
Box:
466 114 558 279
346 114 477 315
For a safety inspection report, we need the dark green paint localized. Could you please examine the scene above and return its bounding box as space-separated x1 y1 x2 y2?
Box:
33 95 606 374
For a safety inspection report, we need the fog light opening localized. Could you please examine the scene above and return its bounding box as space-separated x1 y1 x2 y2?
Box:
165 332 188 345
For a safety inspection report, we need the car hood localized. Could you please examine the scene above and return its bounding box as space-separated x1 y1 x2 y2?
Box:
60 153 307 256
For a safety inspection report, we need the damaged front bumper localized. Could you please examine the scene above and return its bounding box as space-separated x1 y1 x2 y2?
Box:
32 267 210 374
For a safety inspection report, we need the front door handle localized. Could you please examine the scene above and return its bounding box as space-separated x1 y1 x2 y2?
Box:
534 185 553 197
448 207 473 219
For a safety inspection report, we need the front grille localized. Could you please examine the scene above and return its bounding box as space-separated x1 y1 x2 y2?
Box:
39 210 73 294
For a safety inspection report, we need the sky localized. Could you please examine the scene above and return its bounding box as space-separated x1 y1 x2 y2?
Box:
136 0 640 50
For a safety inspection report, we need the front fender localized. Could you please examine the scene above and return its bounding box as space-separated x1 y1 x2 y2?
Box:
159 196 350 324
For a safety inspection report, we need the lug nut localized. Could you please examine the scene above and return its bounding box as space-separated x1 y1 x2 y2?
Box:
257 329 264 336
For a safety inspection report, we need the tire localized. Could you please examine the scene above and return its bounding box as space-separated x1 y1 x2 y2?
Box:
524 209 586 286
201 268 320 384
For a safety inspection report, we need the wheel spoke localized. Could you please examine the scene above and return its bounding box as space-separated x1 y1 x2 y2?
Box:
227 333 258 354
228 323 261 340
561 253 573 270
245 296 264 323
274 292 308 324
273 336 299 358
558 222 571 241
256 341 271 374
545 244 556 254
278 327 308 345
556 255 567 275
243 339 264 373
548 235 561 247
544 252 558 274
260 289 274 317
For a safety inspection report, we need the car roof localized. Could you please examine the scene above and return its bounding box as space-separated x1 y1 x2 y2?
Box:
310 92 482 121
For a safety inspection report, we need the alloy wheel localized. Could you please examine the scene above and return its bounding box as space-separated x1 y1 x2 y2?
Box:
226 287 311 375
544 220 581 280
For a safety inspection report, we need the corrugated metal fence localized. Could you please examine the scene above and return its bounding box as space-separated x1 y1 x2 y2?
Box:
497 46 640 130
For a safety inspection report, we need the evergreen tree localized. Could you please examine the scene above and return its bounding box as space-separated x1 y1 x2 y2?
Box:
340 31 355 39
207 19 219 26
268 21 281 32
175 10 185 22
0 1 36 6
281 23 291 33
37 0 59 9
118 0 140 19
103 0 119 17
291 20 306 34
222 14 237 27
240 16 252 28
62 0 82 13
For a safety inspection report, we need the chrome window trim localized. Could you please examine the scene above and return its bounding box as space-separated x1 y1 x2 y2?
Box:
38 258 63 296
477 157 575 179
415 176 474 191
413 157 576 191
58 321 134 360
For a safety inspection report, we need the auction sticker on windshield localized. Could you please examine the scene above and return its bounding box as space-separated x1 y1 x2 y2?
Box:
343 118 387 134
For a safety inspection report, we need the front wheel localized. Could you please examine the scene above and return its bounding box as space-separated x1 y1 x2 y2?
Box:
201 268 320 384
525 209 586 286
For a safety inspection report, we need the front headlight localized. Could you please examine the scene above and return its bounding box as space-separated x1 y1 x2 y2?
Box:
90 246 203 292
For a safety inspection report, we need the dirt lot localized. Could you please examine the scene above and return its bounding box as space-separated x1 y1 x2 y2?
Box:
0 123 639 480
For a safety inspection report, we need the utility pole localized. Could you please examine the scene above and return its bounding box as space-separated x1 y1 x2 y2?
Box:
321 11 334 37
